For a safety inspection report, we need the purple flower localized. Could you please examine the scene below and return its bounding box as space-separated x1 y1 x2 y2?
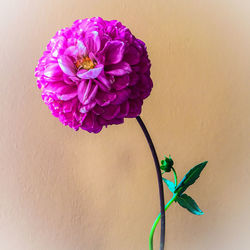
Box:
35 17 152 133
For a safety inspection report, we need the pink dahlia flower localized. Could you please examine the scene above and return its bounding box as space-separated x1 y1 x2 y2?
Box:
35 17 152 133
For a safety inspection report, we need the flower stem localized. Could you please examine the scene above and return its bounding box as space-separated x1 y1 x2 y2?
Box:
136 116 165 250
171 167 178 186
149 167 178 250
149 193 178 250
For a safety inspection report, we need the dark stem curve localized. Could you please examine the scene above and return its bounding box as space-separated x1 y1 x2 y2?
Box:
136 116 165 250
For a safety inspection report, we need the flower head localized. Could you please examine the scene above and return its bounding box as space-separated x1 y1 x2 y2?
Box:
35 17 152 133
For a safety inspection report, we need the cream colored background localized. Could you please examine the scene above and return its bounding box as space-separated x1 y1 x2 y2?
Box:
0 0 249 249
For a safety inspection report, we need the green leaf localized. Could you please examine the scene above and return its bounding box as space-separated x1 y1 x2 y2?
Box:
176 194 204 215
162 178 176 192
175 161 207 195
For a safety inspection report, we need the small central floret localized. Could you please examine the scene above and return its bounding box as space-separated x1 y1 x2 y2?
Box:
75 56 95 70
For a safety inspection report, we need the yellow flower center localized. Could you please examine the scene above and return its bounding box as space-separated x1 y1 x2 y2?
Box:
75 56 95 70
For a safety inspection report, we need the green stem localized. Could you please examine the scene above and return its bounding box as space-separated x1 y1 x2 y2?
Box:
172 167 178 186
149 167 178 250
149 193 178 250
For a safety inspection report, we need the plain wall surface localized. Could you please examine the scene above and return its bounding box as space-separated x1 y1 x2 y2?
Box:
0 0 249 249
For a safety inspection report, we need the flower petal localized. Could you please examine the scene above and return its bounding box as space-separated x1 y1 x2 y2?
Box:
124 45 140 65
98 117 124 126
62 100 76 112
94 78 110 92
104 41 125 65
77 40 87 56
106 62 132 76
64 46 79 58
64 45 86 59
117 101 130 118
44 63 62 78
77 80 91 104
96 72 111 90
45 82 77 99
95 91 117 106
57 88 78 101
78 80 99 105
112 75 130 90
80 102 96 113
58 55 76 76
81 112 102 133
127 99 143 117
92 105 105 115
102 105 120 120
84 31 101 53
112 89 131 105
129 72 139 86
86 84 98 104
77 64 104 79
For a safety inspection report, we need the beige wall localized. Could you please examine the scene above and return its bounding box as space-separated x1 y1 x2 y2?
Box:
0 0 249 249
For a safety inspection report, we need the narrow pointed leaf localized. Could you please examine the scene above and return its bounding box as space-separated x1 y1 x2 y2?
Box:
176 194 204 215
162 178 175 193
175 161 207 195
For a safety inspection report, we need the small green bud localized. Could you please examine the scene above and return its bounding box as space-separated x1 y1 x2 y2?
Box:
160 155 174 172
